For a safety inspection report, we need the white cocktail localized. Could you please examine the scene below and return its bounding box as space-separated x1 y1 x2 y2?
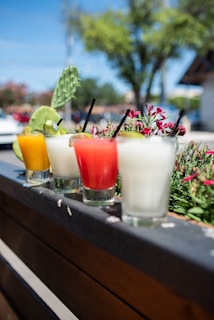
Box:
45 134 80 193
117 136 176 226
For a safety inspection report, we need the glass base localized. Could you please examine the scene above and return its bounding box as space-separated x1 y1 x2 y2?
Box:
83 186 115 206
26 169 50 186
122 214 167 227
53 177 81 194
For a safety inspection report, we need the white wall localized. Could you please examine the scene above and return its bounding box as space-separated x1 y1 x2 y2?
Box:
201 74 214 131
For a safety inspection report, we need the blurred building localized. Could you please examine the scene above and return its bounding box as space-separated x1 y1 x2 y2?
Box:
178 50 214 131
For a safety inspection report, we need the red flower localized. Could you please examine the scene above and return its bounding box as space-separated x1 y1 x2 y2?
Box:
145 104 154 115
162 122 186 136
162 122 173 129
206 150 214 155
128 110 141 118
176 125 186 136
91 126 99 135
182 174 198 183
156 121 163 129
135 121 143 129
152 107 166 120
203 180 214 186
141 127 152 135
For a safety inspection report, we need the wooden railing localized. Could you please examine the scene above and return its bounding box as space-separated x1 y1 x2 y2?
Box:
0 160 214 320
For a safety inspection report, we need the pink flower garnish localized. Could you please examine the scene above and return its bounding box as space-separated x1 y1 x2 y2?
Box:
156 121 163 129
135 121 143 129
163 122 174 129
182 174 198 183
128 110 141 118
156 107 163 113
145 104 154 115
176 125 186 136
91 126 98 135
141 127 152 135
152 107 166 120
203 180 214 186
206 150 214 155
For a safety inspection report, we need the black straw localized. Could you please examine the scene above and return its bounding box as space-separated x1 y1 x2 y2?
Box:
112 109 131 138
57 118 63 126
170 109 185 137
82 98 96 132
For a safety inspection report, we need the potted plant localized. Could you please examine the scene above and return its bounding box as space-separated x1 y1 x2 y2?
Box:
169 142 214 225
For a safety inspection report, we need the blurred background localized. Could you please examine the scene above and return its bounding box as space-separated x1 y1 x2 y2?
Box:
1 0 214 148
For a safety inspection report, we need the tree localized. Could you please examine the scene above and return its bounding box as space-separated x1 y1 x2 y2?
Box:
66 0 214 111
36 90 53 106
178 0 214 54
168 96 200 111
0 82 28 110
72 77 124 109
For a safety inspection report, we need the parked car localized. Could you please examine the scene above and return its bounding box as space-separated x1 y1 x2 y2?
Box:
0 111 23 145
12 112 30 124
71 111 104 124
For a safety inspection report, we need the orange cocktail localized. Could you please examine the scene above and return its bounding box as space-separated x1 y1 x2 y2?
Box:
73 137 118 206
17 133 50 184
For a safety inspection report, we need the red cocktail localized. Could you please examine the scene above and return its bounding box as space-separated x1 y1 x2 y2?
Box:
73 137 118 206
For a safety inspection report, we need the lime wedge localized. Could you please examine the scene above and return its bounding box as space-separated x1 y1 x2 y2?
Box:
119 131 144 138
69 132 92 146
43 120 60 136
12 139 23 162
29 106 62 132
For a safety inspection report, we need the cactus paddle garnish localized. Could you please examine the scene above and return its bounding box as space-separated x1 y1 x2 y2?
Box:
51 65 80 109
13 65 81 161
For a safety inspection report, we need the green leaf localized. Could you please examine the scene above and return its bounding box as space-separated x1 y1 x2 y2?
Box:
186 213 202 222
173 206 187 214
177 198 192 208
51 66 80 109
188 207 204 215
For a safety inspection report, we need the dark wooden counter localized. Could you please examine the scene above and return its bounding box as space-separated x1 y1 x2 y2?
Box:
0 161 214 320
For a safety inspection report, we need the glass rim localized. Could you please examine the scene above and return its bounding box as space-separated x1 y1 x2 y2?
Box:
71 135 115 139
116 135 176 141
45 133 73 139
17 132 44 137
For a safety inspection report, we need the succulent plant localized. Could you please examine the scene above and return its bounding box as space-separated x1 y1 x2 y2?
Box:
51 65 80 109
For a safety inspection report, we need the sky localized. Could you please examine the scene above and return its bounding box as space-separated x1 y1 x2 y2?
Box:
0 0 199 98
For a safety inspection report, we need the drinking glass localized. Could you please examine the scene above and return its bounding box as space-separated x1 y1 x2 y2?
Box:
45 134 81 193
17 132 50 185
72 137 118 206
117 136 176 227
